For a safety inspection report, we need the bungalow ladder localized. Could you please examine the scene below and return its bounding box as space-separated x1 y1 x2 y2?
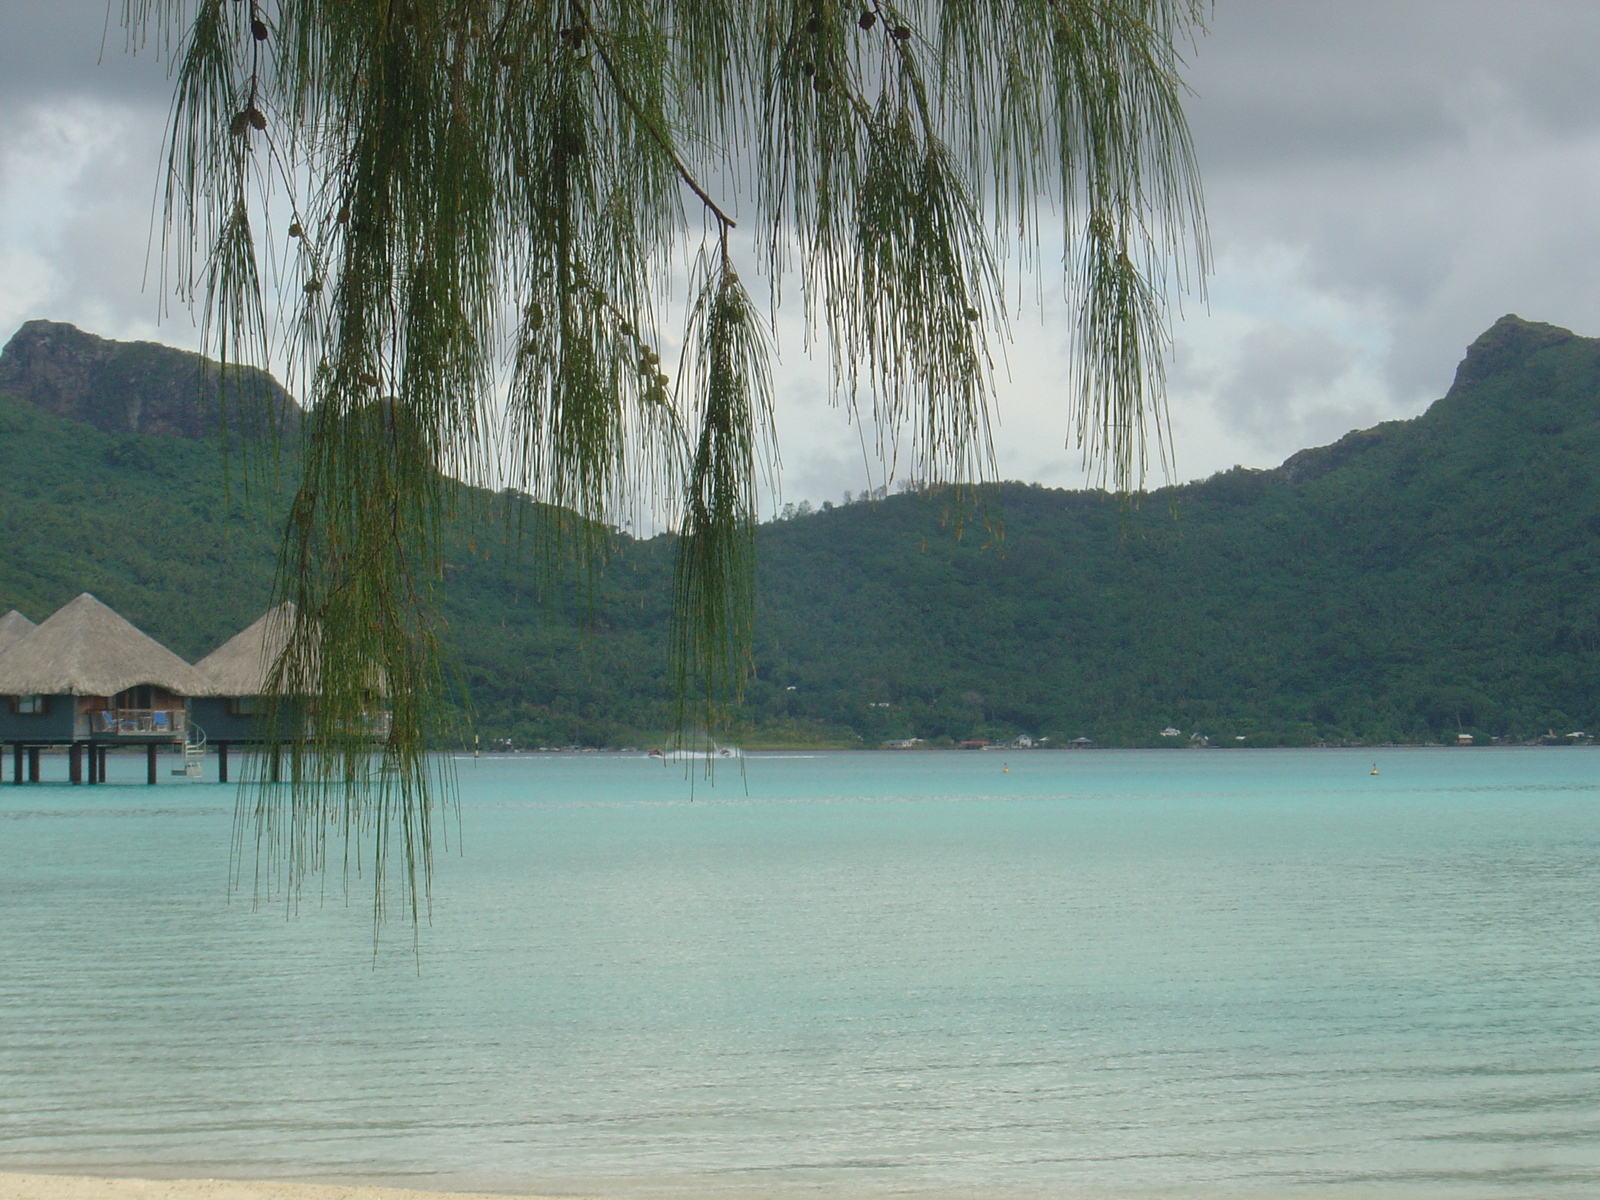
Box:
175 724 207 779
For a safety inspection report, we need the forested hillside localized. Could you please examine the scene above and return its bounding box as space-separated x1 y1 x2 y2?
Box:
1 314 1596 748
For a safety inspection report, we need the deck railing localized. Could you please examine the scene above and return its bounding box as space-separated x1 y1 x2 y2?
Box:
307 711 393 739
90 708 188 736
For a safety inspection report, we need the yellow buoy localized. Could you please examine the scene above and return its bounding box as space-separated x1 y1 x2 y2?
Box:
1371 764 1379 775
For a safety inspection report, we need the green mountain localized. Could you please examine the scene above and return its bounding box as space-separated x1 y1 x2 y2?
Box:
740 315 1600 747
0 314 1596 748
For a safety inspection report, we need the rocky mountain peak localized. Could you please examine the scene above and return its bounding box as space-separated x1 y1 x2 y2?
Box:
1448 314 1575 395
0 320 299 441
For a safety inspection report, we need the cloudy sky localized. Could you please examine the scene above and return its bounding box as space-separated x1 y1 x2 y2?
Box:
3 2 1600 511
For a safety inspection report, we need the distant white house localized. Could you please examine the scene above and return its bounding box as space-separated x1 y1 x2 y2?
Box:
1455 732 1474 745
882 737 924 750
1011 734 1034 748
1160 726 1181 738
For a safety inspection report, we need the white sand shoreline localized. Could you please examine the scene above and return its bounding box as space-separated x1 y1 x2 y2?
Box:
0 1175 585 1200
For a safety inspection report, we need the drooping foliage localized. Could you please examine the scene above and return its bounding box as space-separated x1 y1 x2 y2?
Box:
122 0 1208 922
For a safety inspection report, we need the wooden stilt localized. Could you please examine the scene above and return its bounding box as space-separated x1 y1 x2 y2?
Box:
12 743 21 784
146 742 158 786
27 746 40 783
69 742 82 785
217 741 229 784
270 746 281 783
98 745 108 781
86 742 99 785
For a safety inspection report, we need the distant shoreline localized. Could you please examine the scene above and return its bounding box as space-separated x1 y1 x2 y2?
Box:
457 741 1597 753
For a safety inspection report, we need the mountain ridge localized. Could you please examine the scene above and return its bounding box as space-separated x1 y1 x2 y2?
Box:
8 315 1557 487
0 314 1595 748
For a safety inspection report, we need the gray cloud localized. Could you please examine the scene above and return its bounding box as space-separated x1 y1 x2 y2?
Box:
0 2 170 107
1180 0 1600 448
1191 0 1600 170
1206 324 1358 437
7 1 1600 503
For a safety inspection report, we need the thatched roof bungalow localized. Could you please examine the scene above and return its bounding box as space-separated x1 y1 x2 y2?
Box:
0 593 207 743
190 603 305 741
194 602 294 697
191 602 390 744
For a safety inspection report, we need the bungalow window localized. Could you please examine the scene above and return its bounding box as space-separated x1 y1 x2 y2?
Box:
226 697 262 717
12 695 47 715
116 685 155 710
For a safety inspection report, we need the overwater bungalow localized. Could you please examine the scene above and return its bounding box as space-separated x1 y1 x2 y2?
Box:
191 602 392 782
0 593 209 784
190 604 306 781
192 603 293 735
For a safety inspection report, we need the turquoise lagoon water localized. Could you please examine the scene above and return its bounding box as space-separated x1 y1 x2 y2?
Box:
1 748 1598 1199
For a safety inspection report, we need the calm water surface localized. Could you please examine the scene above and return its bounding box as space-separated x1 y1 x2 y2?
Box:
1 748 1597 1198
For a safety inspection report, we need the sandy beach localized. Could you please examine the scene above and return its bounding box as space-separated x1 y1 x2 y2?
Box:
0 1175 1439 1200
0 1176 582 1200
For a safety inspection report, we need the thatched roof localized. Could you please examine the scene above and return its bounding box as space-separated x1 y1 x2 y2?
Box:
192 603 296 697
0 593 210 697
0 610 36 654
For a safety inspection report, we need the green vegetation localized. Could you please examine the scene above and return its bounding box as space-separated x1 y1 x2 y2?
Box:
129 1 1210 913
2 314 1598 749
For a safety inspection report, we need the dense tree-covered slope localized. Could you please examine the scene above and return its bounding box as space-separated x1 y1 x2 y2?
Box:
742 315 1600 746
0 378 653 739
0 314 1596 747
0 389 285 660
